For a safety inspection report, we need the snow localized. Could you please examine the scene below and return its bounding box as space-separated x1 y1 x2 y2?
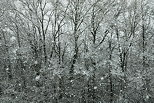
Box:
35 75 40 81
82 70 89 76
146 95 149 99
12 48 18 53
101 77 104 80
111 69 124 76
34 61 38 64
6 68 9 71
94 86 97 89
10 36 16 42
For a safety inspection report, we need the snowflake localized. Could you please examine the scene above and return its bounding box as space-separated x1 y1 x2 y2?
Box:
34 61 38 64
35 75 40 81
101 77 104 80
94 86 97 89
10 36 16 42
146 95 149 99
6 68 9 71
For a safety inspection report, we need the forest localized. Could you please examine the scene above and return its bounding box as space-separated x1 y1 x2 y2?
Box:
0 0 154 103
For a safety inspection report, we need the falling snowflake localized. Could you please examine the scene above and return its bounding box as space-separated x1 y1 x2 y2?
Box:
34 61 38 64
146 95 149 99
35 75 40 81
94 86 97 89
10 36 16 42
101 77 104 80
6 68 9 71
